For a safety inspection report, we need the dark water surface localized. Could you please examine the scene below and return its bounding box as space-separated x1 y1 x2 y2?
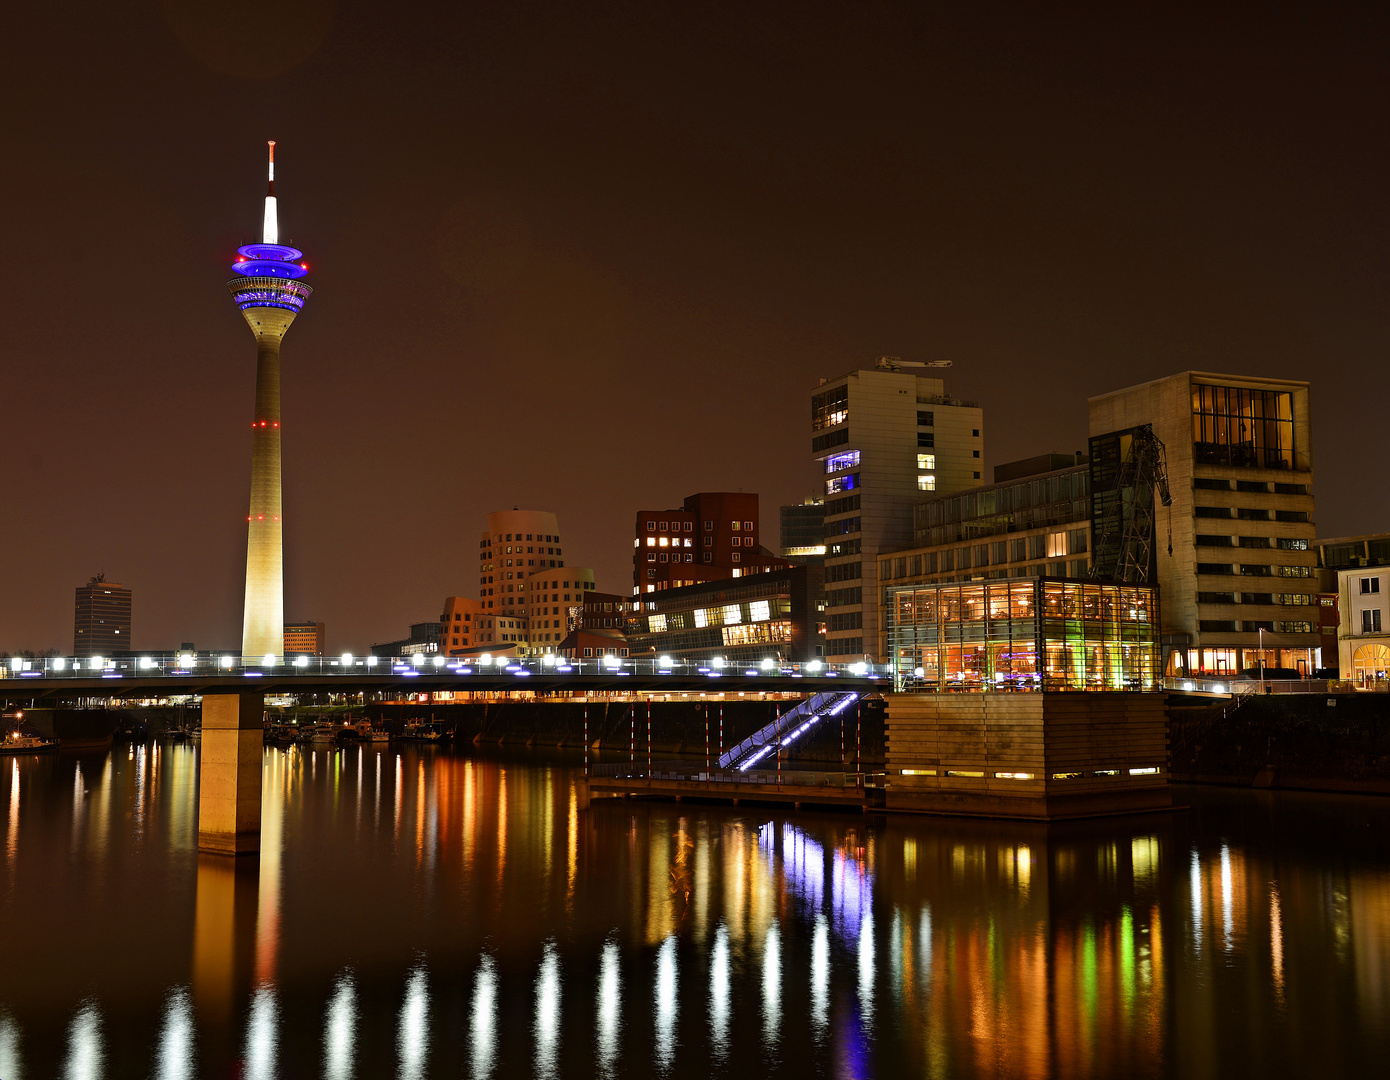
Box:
2 743 1388 1078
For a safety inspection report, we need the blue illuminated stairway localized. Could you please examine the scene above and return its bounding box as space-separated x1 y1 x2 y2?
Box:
717 691 861 771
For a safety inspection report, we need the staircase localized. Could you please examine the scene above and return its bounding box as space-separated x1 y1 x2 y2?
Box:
717 691 860 771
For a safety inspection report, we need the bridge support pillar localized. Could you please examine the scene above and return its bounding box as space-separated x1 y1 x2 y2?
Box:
198 692 263 855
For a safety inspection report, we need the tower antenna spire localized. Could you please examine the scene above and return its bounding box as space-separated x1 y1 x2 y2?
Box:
262 140 278 245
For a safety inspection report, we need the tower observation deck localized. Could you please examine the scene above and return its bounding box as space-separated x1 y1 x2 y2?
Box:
229 141 312 662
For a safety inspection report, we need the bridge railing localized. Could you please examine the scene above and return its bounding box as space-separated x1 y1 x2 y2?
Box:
0 651 891 683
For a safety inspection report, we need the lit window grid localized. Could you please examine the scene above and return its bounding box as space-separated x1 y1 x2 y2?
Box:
887 577 1160 692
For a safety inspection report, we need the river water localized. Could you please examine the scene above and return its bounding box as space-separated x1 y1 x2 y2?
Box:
1 742 1387 1078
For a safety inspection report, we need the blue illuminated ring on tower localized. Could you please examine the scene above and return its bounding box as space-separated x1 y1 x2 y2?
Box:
231 243 309 280
227 277 313 313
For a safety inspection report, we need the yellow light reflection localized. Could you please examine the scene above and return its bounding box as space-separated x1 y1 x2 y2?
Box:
497 768 508 888
566 783 578 908
1270 886 1285 1004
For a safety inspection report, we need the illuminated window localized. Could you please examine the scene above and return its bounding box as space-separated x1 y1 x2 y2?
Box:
750 600 771 622
658 537 668 547
694 609 709 628
721 604 742 624
731 521 741 531
683 538 691 548
994 772 1035 780
649 614 667 633
646 537 654 546
916 454 936 470
918 474 935 492
826 473 859 495
1128 767 1160 775
825 450 860 474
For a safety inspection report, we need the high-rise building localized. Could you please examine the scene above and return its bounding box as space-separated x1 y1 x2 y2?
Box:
229 141 312 662
73 575 131 656
477 509 596 656
780 497 826 561
1089 371 1319 677
874 454 1092 657
812 358 985 661
632 492 790 594
282 621 325 656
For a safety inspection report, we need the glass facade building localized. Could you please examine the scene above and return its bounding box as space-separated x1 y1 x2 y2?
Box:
886 577 1160 692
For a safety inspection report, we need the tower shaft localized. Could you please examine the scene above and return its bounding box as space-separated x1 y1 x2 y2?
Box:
240 307 295 660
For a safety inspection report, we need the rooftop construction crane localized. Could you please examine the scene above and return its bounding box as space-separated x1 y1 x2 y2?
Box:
1088 424 1173 584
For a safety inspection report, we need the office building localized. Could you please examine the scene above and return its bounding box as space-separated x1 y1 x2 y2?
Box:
1089 372 1319 677
228 142 313 662
558 592 637 659
876 455 1092 658
780 497 826 561
370 622 441 657
1309 533 1390 672
632 492 790 593
622 565 824 664
812 358 985 661
282 621 325 656
1337 566 1390 686
439 597 490 656
477 509 596 657
73 575 132 657
885 577 1161 691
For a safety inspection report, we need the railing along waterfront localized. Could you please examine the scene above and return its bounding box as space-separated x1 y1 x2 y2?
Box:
0 651 890 684
1162 676 1338 696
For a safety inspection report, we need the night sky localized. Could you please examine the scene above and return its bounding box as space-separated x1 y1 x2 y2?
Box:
2 3 1386 654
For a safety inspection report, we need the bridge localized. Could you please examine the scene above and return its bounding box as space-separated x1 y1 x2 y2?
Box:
0 652 882 703
2 652 882 856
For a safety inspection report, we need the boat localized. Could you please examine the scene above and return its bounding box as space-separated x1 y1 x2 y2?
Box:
1 733 58 755
396 721 449 744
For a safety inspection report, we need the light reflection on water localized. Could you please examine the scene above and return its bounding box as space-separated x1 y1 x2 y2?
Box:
654 935 678 1072
471 954 498 1079
154 986 195 1080
243 983 277 1080
64 1000 102 1080
323 971 355 1080
710 923 730 1062
534 941 561 1079
397 963 428 1080
0 744 1387 1077
596 940 620 1077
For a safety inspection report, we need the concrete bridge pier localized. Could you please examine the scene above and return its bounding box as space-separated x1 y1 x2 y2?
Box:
198 692 263 855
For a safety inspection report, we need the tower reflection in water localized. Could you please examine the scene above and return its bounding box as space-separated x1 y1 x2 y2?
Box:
2 745 1390 1076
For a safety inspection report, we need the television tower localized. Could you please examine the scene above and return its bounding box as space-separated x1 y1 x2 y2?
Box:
228 141 312 662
